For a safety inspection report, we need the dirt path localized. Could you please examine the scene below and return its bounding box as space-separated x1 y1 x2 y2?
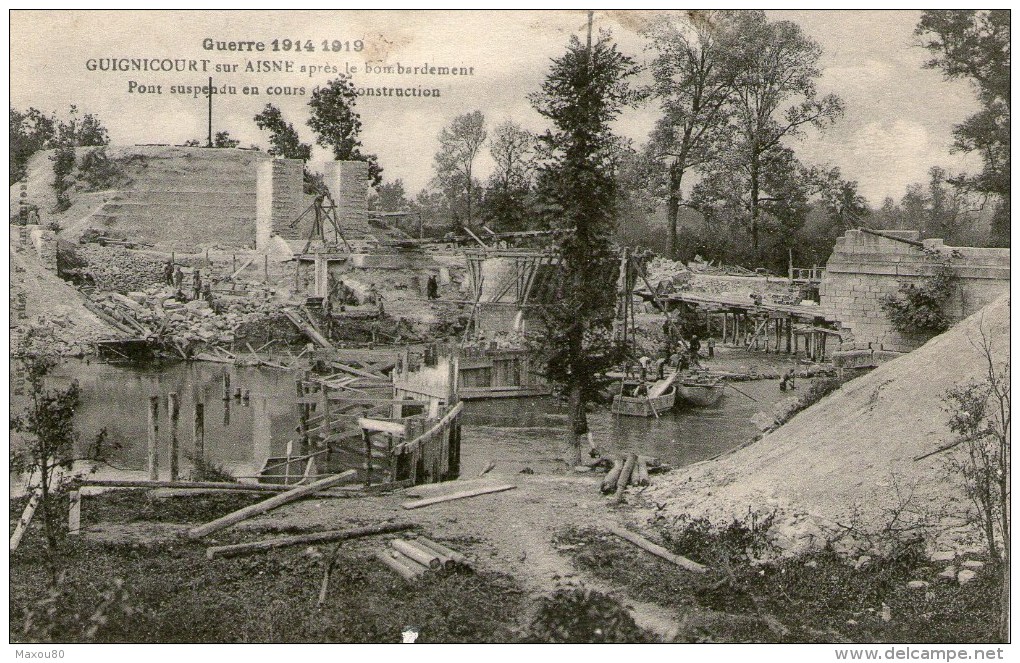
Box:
206 471 685 639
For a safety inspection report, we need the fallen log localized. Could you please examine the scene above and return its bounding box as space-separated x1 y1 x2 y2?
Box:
391 539 441 570
415 536 469 568
81 479 307 493
205 521 413 559
606 524 707 573
187 470 357 539
600 456 625 494
401 484 516 510
613 454 638 504
375 549 421 582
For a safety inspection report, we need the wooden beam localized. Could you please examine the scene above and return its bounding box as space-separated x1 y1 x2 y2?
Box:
393 401 464 454
187 470 357 539
606 524 707 573
205 521 414 559
401 483 515 510
358 418 406 436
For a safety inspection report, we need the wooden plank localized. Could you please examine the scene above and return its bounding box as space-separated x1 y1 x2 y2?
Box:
187 470 357 539
401 483 516 510
393 401 464 454
205 521 414 559
605 524 707 573
358 418 406 436
80 479 323 492
330 361 387 381
10 488 41 552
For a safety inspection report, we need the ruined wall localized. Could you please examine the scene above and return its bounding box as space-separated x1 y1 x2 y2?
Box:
89 147 273 249
820 229 1010 352
256 158 305 247
323 161 374 239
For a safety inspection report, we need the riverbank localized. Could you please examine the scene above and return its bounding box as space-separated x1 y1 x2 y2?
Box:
9 477 1002 643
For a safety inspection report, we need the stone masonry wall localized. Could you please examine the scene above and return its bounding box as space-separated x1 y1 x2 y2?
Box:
323 161 374 239
820 229 1010 352
257 158 305 248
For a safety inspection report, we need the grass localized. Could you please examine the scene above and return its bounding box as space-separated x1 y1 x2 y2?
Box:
10 491 529 643
556 524 1003 643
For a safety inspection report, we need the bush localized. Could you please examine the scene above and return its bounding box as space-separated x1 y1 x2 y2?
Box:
526 589 655 643
79 147 124 191
881 259 957 336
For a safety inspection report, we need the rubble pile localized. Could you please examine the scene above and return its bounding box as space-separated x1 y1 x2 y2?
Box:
77 245 167 293
92 286 284 351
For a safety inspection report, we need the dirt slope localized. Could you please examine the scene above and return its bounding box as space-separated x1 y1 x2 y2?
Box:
639 294 1010 555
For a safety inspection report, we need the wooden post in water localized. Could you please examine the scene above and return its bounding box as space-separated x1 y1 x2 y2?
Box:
147 395 159 480
786 318 793 354
264 254 269 287
168 392 180 482
232 254 237 274
193 399 205 473
222 370 231 400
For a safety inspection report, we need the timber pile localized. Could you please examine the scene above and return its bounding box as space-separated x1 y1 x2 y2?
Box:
375 536 473 582
598 455 664 496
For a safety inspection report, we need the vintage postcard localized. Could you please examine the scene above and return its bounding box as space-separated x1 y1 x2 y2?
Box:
7 8 1011 654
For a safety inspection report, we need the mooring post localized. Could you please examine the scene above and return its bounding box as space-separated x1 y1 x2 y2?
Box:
68 489 81 535
222 369 231 401
147 395 159 480
168 392 180 482
193 399 205 473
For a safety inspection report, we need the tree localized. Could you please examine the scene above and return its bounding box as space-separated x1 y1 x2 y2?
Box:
530 26 640 465
371 179 410 212
10 350 110 581
481 120 536 231
698 12 844 254
49 106 110 212
432 111 487 229
938 325 1009 640
213 130 239 148
916 10 1010 246
253 103 312 161
816 167 870 232
643 10 741 258
10 107 56 185
307 76 382 186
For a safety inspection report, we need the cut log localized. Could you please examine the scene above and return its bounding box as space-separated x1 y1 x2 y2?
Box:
600 456 625 494
613 454 638 503
606 524 707 573
391 539 441 570
205 521 414 559
478 460 496 477
404 538 457 572
401 484 516 510
414 536 469 568
375 549 421 582
187 470 356 539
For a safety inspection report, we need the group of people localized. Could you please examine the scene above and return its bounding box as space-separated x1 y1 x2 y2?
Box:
163 258 212 305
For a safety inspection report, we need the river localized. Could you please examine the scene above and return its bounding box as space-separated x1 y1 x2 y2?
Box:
10 360 807 488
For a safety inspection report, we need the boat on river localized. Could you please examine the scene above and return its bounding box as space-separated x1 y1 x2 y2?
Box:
677 373 726 407
611 373 677 417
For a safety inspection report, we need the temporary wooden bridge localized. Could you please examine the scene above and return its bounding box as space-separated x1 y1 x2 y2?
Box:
643 290 841 362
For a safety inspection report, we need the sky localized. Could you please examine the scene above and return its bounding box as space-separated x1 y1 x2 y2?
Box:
10 10 983 205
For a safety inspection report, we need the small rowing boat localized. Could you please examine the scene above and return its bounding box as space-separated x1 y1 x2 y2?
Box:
611 373 677 417
678 374 726 407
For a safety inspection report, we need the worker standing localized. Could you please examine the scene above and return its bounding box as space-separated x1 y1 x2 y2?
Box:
192 269 202 301
426 274 439 300
163 258 175 286
689 334 701 367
